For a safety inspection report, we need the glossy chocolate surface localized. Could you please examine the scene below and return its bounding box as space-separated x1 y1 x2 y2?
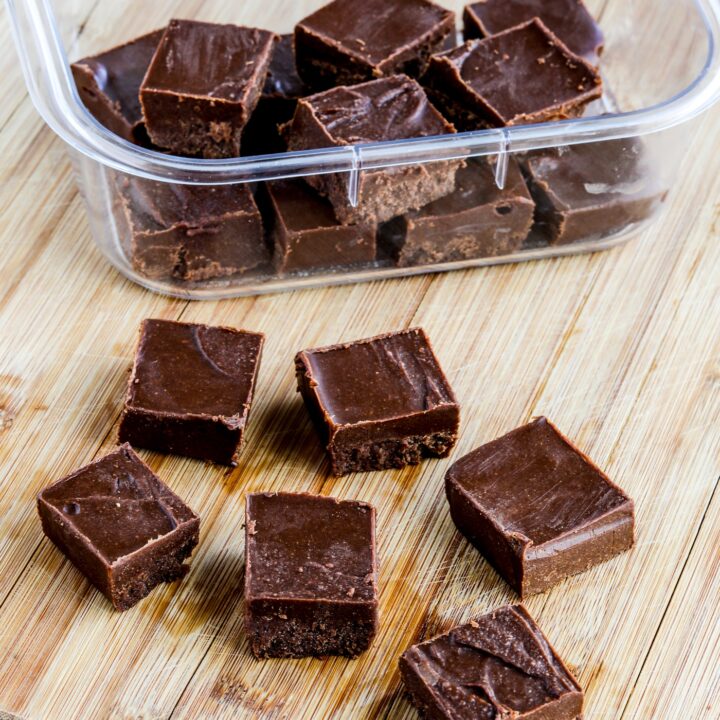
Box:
71 29 164 142
296 328 459 475
37 444 199 610
246 493 376 602
400 605 583 719
295 0 455 88
301 328 456 425
119 319 264 465
289 74 455 146
423 19 602 129
143 20 275 99
140 20 276 157
379 158 534 266
262 180 376 273
523 137 663 245
445 417 635 596
464 0 604 64
245 492 377 658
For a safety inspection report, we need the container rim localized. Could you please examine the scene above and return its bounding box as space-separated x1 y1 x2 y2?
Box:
7 0 720 184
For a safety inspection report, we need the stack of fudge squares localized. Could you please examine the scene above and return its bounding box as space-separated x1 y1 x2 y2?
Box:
38 318 635 719
72 0 663 285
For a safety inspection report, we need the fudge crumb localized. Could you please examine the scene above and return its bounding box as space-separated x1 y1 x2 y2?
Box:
247 520 257 536
347 588 356 598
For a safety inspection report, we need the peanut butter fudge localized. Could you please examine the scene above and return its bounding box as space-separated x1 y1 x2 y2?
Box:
423 19 602 130
72 29 164 144
284 75 462 225
260 180 376 274
522 138 663 245
119 319 264 466
37 444 199 611
296 328 459 476
140 20 277 158
464 0 604 65
295 0 455 90
400 605 584 720
245 492 378 658
114 176 268 282
445 417 635 597
378 158 534 267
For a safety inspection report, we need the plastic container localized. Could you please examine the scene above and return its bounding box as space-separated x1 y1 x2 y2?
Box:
7 0 720 299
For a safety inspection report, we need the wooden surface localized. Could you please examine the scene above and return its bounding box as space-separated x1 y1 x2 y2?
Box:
0 0 719 718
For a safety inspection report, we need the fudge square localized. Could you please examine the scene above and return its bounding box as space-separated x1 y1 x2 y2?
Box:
113 175 268 283
423 19 602 131
463 0 604 65
244 492 378 658
445 417 635 597
140 20 276 158
378 157 534 267
296 328 459 476
522 137 664 246
260 179 376 275
400 604 584 720
72 29 164 144
118 319 264 466
37 444 199 611
284 75 463 225
295 0 455 90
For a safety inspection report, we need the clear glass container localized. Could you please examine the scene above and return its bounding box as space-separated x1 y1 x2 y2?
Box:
7 0 720 299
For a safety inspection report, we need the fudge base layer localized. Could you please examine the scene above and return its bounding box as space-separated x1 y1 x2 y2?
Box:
247 599 376 658
39 506 198 610
447 479 635 596
118 408 244 466
327 431 457 476
305 160 464 226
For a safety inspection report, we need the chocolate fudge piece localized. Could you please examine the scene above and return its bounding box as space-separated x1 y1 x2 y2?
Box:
378 158 534 267
284 75 462 225
118 319 264 466
295 0 455 90
400 605 584 720
140 20 277 158
445 417 635 597
423 19 602 130
522 137 664 246
113 175 268 282
245 492 378 658
296 328 459 476
242 35 308 155
464 0 604 65
72 29 164 144
260 180 376 274
37 444 199 611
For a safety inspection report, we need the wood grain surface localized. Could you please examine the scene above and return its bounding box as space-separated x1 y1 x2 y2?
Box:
0 0 718 718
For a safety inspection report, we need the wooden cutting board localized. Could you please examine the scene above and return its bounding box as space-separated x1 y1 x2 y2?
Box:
0 0 718 718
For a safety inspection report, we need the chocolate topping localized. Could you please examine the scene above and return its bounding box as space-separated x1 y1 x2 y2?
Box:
423 19 602 129
400 605 583 719
294 74 455 145
302 327 456 425
143 20 276 100
39 444 195 563
125 319 263 418
464 0 604 64
245 493 376 602
71 29 164 142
